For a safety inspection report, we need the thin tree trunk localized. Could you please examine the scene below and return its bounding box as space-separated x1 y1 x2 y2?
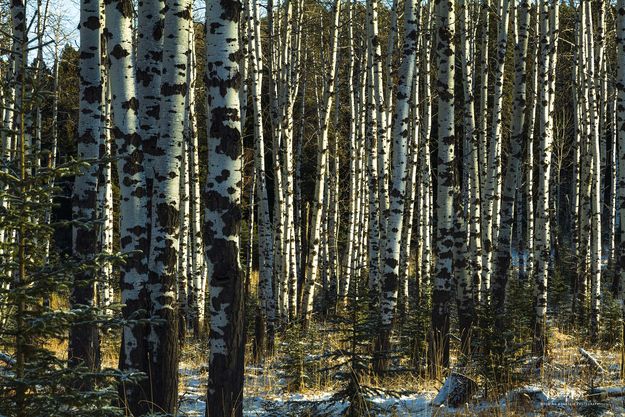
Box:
300 0 342 326
429 0 455 377
492 0 530 333
375 0 419 372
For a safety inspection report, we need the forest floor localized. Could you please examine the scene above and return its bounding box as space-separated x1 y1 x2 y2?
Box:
173 327 625 417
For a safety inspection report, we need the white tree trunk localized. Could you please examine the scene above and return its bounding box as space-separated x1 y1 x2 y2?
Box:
430 0 455 375
104 1 150 411
204 0 246 413
377 0 419 365
300 0 342 325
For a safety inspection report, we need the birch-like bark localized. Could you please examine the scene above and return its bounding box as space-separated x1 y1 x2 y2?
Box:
399 67 421 309
146 0 191 411
178 140 190 339
205 0 245 413
137 0 163 253
186 20 206 337
459 0 482 305
300 0 341 326
577 0 591 323
247 0 275 354
69 0 102 374
532 0 557 357
492 0 529 333
483 0 510 297
418 3 434 289
104 0 150 412
477 0 491 294
97 75 114 313
375 0 418 371
340 0 358 306
366 51 381 303
526 6 539 285
616 0 625 325
367 0 389 254
430 0 455 376
582 0 600 342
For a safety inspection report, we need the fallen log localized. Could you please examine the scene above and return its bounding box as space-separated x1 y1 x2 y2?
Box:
0 352 15 367
432 372 478 407
586 386 625 401
506 386 548 409
579 348 606 373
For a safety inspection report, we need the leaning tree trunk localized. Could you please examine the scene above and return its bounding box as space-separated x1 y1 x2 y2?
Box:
104 0 150 413
204 0 246 415
429 0 455 378
69 0 102 378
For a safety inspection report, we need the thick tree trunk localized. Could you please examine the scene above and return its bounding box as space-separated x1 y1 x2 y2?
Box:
69 0 102 379
104 0 151 412
205 0 246 414
145 0 191 411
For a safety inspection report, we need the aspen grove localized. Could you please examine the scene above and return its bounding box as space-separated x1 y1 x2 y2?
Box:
5 0 625 415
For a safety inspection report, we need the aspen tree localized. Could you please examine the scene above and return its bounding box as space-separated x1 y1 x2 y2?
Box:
418 2 434 288
533 0 557 356
146 0 191 410
459 0 482 306
205 0 246 413
616 0 625 322
247 0 276 354
340 0 359 306
301 0 341 326
493 0 529 333
483 0 510 296
376 0 419 371
366 0 389 259
582 0 600 342
430 0 455 376
69 0 102 374
104 0 150 411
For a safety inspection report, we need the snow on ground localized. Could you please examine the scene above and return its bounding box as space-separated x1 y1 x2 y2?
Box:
177 334 625 416
178 363 625 417
177 363 436 416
